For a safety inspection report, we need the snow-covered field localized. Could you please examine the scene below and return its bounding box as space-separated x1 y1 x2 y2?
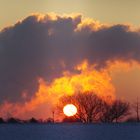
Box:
0 123 140 140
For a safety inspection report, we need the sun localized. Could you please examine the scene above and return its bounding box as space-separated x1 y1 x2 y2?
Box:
63 104 77 117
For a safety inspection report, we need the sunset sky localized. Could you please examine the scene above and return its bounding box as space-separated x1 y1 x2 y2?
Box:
0 0 140 119
1 0 140 29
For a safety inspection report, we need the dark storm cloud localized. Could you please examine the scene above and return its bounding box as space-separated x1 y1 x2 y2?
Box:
0 14 140 103
87 25 140 67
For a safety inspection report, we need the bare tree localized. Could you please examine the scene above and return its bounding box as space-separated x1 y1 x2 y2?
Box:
101 100 130 123
133 97 140 122
58 91 105 123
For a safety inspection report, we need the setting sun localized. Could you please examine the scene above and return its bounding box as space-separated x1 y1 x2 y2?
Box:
63 104 77 117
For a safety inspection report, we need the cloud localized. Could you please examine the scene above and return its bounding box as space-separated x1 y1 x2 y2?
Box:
0 13 140 118
0 14 83 103
0 62 115 119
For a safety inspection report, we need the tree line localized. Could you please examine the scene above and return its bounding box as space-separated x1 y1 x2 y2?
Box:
58 91 140 123
0 91 140 124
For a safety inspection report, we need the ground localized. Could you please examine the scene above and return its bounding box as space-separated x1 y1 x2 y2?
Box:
0 123 140 140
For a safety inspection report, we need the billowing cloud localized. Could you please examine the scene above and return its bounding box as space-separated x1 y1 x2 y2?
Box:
0 13 140 118
0 62 115 119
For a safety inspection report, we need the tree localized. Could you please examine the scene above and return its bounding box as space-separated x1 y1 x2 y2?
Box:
28 118 38 123
0 118 5 123
46 118 54 123
58 91 105 123
133 97 140 122
101 100 130 123
7 117 20 123
62 116 82 123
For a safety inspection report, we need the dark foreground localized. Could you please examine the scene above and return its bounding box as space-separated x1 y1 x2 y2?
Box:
0 123 140 140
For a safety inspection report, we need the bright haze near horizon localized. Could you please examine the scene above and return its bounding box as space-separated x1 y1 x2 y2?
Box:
0 0 140 119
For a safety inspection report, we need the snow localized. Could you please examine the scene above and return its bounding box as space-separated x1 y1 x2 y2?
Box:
0 123 140 140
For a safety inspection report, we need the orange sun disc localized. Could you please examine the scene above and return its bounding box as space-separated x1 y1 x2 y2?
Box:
63 104 77 117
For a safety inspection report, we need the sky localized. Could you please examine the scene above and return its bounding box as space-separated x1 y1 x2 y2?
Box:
1 0 140 30
0 0 140 119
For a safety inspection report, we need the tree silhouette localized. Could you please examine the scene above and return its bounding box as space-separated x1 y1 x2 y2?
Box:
7 117 20 123
46 118 54 123
0 118 5 123
62 116 82 123
59 91 106 123
101 100 130 123
28 118 38 123
133 97 140 122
